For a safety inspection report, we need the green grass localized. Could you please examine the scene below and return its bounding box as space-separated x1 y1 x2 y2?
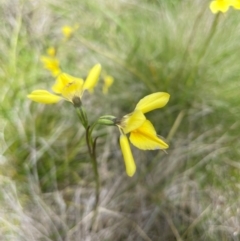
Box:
1 0 240 240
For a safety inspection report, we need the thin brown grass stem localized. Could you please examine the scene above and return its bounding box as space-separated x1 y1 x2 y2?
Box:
162 210 184 241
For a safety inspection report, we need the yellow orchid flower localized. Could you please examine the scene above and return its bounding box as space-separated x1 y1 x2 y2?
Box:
62 24 79 40
210 0 230 13
119 110 169 150
209 0 240 13
103 75 114 94
40 56 61 77
116 92 170 177
28 64 101 105
46 47 57 57
41 47 60 76
231 0 240 9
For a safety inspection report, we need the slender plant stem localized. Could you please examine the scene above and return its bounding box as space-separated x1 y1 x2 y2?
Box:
75 108 100 228
92 137 100 209
86 126 100 229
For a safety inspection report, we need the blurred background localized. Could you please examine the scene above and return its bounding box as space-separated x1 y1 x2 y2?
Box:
1 0 240 240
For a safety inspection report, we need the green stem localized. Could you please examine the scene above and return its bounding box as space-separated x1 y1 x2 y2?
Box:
86 126 100 228
92 137 100 208
75 107 88 129
75 108 100 228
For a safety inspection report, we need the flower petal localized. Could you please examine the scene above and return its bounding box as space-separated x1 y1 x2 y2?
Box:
129 120 169 150
52 73 84 95
209 0 230 13
61 24 80 40
103 75 114 94
27 90 62 104
61 80 84 102
62 25 74 39
120 110 146 134
232 0 240 9
135 92 170 114
119 134 136 177
47 47 56 57
40 56 61 77
83 64 101 93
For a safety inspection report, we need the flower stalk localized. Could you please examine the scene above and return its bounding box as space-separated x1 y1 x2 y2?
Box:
75 108 100 227
85 127 100 210
75 106 88 130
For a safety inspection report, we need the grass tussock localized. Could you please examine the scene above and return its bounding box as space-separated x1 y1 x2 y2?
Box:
1 0 240 240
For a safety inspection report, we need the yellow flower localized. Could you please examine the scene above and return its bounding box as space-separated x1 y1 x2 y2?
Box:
62 24 79 40
209 0 230 13
40 56 61 77
209 0 240 13
120 110 169 150
231 0 240 9
103 75 114 94
27 64 101 105
41 47 60 77
46 47 56 57
117 92 170 177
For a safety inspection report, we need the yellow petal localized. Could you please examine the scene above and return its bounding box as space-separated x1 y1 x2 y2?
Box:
62 25 74 39
47 47 56 57
27 90 62 104
120 110 146 134
119 134 136 177
129 120 169 150
135 92 170 114
232 0 240 9
209 0 230 13
61 79 84 101
52 73 84 95
103 75 114 94
40 56 61 77
83 64 101 92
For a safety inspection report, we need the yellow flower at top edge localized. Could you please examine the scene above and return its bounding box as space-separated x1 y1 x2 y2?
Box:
116 92 170 177
209 0 240 13
210 0 230 13
231 0 240 9
27 64 101 105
